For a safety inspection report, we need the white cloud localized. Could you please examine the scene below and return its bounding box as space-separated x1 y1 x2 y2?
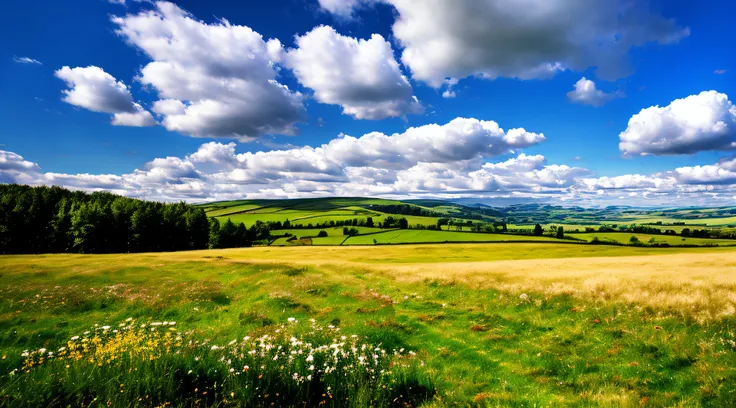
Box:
55 66 136 113
675 157 736 185
619 91 736 156
442 78 458 98
13 56 42 65
0 151 40 173
112 1 305 140
317 0 372 18
55 66 156 127
567 77 623 107
328 0 688 87
112 104 157 127
323 117 546 169
0 116 552 201
285 26 423 120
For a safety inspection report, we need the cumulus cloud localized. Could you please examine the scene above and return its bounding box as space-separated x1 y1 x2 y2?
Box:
55 66 156 127
8 143 736 205
317 0 373 18
112 1 305 140
285 26 423 120
0 151 40 172
13 56 42 65
321 0 688 87
322 117 546 168
619 91 736 156
0 117 554 201
674 157 736 185
567 77 623 107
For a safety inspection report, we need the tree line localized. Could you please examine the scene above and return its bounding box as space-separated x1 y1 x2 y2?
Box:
0 184 211 254
0 184 285 254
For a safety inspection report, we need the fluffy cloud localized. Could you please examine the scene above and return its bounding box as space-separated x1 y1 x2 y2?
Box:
323 118 546 169
321 0 688 87
285 26 423 120
112 1 305 140
317 0 368 18
674 157 736 185
55 66 156 127
567 78 623 107
0 117 552 200
0 151 40 172
7 144 736 205
13 56 42 65
619 91 736 156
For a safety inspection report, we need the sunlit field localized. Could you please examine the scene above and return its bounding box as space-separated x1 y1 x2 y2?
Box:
2 243 736 406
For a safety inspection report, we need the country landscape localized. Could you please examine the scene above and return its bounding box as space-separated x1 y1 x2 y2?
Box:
2 0 736 406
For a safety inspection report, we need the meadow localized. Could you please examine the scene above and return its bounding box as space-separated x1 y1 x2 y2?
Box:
2 243 736 406
568 232 736 246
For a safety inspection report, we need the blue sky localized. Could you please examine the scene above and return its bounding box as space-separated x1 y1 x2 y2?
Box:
1 0 735 205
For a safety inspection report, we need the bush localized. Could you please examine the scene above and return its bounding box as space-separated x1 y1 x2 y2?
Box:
317 230 328 237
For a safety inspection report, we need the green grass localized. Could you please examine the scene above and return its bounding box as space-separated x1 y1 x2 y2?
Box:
343 229 569 245
611 215 736 226
1 246 736 406
569 232 736 246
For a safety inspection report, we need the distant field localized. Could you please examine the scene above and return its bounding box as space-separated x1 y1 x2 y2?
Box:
2 244 736 405
612 215 736 226
275 227 383 238
344 229 572 245
569 232 736 246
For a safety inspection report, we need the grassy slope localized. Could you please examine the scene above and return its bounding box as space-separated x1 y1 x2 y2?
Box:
343 229 569 245
569 232 736 246
2 244 736 405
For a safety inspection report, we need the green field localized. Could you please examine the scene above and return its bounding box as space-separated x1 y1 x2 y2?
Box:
2 244 736 406
343 229 569 245
204 199 736 249
569 232 736 246
611 216 736 226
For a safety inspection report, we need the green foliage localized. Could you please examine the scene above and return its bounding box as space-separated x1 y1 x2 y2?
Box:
0 184 209 254
533 223 544 236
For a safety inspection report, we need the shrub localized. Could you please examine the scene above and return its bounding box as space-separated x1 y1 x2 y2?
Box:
317 230 328 238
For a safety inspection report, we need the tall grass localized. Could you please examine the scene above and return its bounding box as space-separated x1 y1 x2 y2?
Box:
1 319 434 407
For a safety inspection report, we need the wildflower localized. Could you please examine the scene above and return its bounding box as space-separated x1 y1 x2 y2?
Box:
229 368 235 373
211 346 219 351
39 348 47 354
101 326 110 330
306 354 314 362
70 336 80 341
519 293 529 301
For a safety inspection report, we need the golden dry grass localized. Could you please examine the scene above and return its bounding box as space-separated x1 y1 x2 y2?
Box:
3 243 736 321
